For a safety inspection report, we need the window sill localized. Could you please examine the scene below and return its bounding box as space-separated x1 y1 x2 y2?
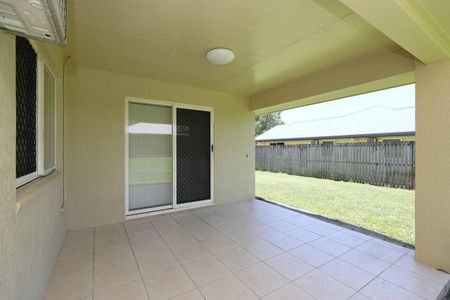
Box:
16 170 62 214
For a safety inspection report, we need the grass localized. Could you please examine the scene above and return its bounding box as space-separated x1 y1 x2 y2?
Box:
255 171 415 245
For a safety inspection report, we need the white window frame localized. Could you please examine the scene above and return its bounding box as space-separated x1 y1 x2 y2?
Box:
38 62 57 175
16 54 56 188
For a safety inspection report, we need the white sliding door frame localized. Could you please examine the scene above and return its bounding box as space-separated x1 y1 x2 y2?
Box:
125 97 214 217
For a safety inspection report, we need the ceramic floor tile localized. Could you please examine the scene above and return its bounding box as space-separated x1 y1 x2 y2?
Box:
236 263 289 297
127 228 160 245
302 222 340 236
262 283 315 300
349 293 371 300
199 274 258 300
319 259 376 290
58 238 94 261
225 231 264 246
200 235 238 254
187 226 222 241
94 252 140 293
310 237 351 256
294 269 355 300
48 200 441 300
343 229 372 241
52 254 93 278
360 278 424 300
183 255 231 286
93 280 148 300
135 249 180 278
132 238 169 258
94 225 130 254
249 224 281 238
265 252 314 280
215 246 260 272
357 240 405 263
370 238 410 254
284 215 317 227
124 218 152 230
45 271 93 300
267 220 298 232
285 228 321 243
242 239 284 260
395 254 450 284
96 243 134 259
379 264 444 299
263 233 304 251
289 244 334 267
327 230 367 248
46 254 93 300
340 248 391 275
169 240 214 264
144 267 195 300
161 231 196 247
170 289 204 300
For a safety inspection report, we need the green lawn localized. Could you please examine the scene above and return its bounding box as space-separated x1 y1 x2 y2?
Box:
255 171 415 245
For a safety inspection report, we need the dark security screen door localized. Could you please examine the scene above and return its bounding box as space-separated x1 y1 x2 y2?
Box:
176 108 211 204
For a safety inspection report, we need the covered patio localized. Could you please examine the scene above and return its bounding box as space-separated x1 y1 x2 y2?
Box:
1 0 450 299
46 200 448 299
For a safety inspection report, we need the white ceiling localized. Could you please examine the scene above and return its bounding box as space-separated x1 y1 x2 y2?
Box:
67 0 397 96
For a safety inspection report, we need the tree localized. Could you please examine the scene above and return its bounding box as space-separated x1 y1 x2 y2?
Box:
255 112 284 136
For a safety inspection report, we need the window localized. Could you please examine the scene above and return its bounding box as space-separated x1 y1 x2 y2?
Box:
270 142 284 146
16 37 56 188
42 66 56 172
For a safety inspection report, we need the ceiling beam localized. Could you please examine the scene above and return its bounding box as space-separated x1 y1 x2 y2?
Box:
250 48 415 114
339 0 450 64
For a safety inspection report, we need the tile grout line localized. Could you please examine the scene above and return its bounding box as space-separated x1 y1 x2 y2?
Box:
153 215 208 299
173 212 269 299
367 249 434 300
122 222 152 300
193 208 323 299
195 206 331 296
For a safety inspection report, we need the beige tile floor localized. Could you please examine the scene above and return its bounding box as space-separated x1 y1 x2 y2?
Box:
45 200 449 300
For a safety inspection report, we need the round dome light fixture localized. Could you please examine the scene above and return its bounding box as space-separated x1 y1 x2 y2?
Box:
206 48 235 65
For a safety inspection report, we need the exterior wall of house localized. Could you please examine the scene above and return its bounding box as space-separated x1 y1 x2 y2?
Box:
256 135 415 145
65 66 255 229
0 31 66 300
415 59 450 272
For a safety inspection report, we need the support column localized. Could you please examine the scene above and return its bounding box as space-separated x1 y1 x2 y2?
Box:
415 59 450 272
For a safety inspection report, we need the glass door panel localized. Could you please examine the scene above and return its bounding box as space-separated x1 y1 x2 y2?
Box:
176 108 211 204
128 102 173 211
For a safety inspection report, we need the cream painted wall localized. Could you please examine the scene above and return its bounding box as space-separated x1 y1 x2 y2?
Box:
415 59 450 272
0 31 66 300
65 66 255 229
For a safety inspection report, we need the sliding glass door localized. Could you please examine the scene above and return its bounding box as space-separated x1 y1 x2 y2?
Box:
127 102 173 212
126 99 213 215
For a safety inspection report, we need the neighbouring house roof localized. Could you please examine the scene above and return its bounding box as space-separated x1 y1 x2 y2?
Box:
256 105 415 142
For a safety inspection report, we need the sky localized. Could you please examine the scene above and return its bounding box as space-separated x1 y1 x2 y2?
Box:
280 84 415 124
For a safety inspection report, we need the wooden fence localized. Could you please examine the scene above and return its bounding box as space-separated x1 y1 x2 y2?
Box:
255 141 415 189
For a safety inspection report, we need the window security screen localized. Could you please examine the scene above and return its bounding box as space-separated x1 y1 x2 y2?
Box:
176 108 211 204
16 36 37 179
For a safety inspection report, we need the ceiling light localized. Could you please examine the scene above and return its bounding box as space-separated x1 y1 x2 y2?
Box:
206 48 235 65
